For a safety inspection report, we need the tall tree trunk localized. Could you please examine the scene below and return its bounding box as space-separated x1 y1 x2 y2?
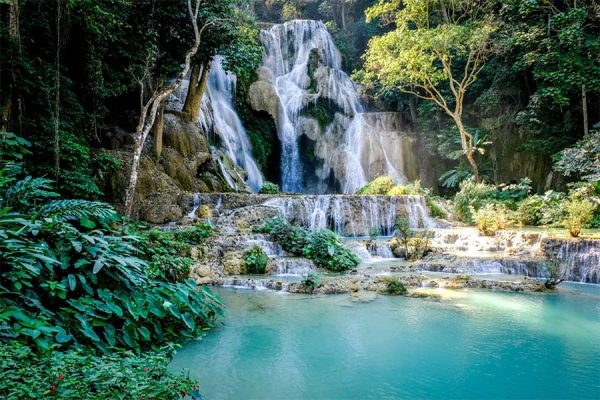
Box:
582 84 589 136
154 102 165 157
182 62 210 122
341 2 347 30
124 0 213 218
53 0 61 175
454 116 480 182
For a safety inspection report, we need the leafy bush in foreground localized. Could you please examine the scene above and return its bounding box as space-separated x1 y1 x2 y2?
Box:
379 276 407 295
0 132 222 353
303 229 361 272
0 343 199 400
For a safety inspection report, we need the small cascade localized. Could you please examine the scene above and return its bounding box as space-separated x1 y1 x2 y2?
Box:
430 228 544 257
244 235 286 257
346 240 394 262
418 259 543 277
186 193 201 219
263 195 432 236
269 258 315 275
257 20 413 193
210 146 238 191
551 240 600 283
214 195 223 216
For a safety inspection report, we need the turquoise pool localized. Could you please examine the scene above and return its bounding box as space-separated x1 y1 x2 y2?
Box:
170 284 600 399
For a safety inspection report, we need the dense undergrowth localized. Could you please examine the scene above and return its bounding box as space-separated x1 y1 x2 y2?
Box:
0 132 220 399
454 178 599 236
255 218 360 272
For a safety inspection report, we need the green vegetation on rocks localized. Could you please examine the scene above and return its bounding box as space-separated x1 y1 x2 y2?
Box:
256 218 360 272
244 246 269 274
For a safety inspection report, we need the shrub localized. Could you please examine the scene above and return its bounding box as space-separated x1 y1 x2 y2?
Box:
255 218 309 254
357 176 395 195
259 181 280 194
427 197 447 219
387 180 422 195
147 255 193 282
564 198 595 237
392 217 432 260
473 203 516 236
516 195 546 225
303 229 361 272
379 276 407 295
0 343 199 400
453 179 495 223
244 246 268 274
489 178 532 203
256 218 360 272
454 178 532 224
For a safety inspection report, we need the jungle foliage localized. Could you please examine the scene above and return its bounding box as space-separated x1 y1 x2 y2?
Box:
0 132 220 398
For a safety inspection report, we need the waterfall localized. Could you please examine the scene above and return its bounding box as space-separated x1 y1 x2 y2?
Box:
200 57 263 191
186 193 201 219
257 20 413 193
263 194 432 236
169 56 263 192
553 240 600 284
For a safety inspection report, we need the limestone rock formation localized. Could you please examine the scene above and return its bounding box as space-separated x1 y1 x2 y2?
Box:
103 112 240 223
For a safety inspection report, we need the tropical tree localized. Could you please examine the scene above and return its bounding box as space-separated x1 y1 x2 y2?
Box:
360 0 497 181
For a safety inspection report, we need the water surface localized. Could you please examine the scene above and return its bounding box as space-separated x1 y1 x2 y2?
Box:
170 285 600 399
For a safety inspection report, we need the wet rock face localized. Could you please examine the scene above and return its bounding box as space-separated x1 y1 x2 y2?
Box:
102 113 232 223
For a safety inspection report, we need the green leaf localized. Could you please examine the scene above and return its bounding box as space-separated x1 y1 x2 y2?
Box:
93 258 104 274
182 313 195 331
80 217 96 229
138 326 151 341
67 274 77 291
55 331 73 343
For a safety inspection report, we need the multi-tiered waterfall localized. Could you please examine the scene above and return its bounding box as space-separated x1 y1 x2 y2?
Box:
251 20 416 193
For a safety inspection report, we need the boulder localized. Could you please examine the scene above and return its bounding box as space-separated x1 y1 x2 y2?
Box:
248 81 280 122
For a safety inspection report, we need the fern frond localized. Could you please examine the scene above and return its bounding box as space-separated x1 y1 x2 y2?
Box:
39 200 118 222
5 176 59 208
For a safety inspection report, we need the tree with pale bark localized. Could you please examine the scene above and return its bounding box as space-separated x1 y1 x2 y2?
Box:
124 0 217 218
360 0 497 182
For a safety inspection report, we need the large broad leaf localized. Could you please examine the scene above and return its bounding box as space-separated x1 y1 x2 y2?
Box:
182 313 195 331
137 326 151 341
103 325 116 347
55 330 73 343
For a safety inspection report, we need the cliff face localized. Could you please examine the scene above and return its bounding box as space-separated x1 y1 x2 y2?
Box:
103 112 248 223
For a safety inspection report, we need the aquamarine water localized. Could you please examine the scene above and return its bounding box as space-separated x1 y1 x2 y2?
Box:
170 285 600 399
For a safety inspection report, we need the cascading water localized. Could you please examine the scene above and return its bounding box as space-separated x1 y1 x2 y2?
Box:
257 20 413 193
552 240 600 284
263 194 432 236
200 56 263 191
170 56 263 192
186 193 201 219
